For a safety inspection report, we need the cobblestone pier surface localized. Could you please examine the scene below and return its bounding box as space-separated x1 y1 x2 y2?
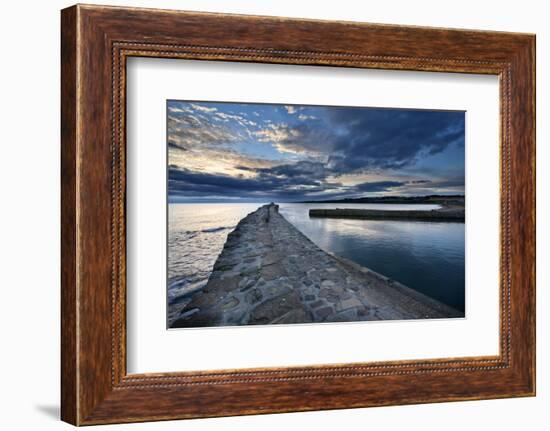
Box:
172 204 462 328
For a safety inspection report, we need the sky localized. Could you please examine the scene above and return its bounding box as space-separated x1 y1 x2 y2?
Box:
167 100 465 203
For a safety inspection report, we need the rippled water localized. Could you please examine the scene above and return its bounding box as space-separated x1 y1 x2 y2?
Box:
168 203 266 323
168 202 465 324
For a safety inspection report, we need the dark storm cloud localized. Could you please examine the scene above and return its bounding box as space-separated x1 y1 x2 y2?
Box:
354 181 406 192
256 161 328 183
399 176 465 194
257 107 465 174
408 179 431 184
424 176 465 189
232 161 332 189
169 167 272 197
168 164 340 200
168 165 437 201
326 108 465 172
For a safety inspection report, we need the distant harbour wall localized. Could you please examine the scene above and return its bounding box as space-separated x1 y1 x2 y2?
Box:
172 203 462 328
309 207 465 221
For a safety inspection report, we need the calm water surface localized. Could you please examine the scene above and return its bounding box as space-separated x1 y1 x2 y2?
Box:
168 202 465 324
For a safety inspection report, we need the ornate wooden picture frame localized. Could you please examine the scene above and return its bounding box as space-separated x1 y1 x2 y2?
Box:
61 4 535 425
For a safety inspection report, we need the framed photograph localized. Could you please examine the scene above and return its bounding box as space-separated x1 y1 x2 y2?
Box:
165 100 466 330
61 4 535 425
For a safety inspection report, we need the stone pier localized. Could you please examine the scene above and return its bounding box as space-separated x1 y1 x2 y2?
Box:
172 204 462 328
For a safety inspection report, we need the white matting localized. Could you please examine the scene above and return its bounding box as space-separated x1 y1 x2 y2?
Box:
126 57 500 373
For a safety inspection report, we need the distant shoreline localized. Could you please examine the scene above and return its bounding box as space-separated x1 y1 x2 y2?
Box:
298 194 465 205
